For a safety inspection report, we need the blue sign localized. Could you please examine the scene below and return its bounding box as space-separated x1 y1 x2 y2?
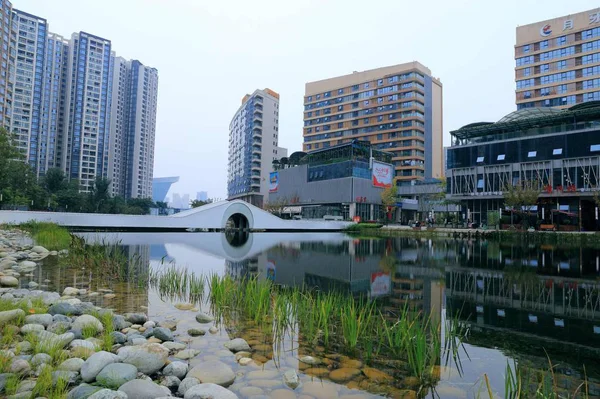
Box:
395 202 403 208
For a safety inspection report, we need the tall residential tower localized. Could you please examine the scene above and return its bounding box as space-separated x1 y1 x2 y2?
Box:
227 88 286 207
303 62 443 183
516 7 600 109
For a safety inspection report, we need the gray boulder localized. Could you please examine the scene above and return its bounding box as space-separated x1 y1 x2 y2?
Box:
48 321 72 334
178 377 200 396
110 332 126 345
57 358 85 372
72 315 103 334
95 363 137 389
117 343 168 375
53 314 71 323
184 383 239 399
31 353 52 367
186 360 235 387
52 370 80 385
118 379 169 399
66 383 103 399
111 315 130 330
25 313 53 327
161 375 181 392
80 351 119 383
194 312 214 323
283 369 300 389
152 327 173 342
0 309 24 324
48 303 82 316
163 361 188 379
20 324 45 334
223 338 250 353
88 389 128 399
9 359 30 374
0 276 19 287
124 313 147 324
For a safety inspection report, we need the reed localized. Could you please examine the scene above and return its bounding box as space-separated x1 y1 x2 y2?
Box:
20 221 71 250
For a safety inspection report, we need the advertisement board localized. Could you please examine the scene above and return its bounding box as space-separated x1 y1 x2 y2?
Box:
372 161 393 188
269 172 279 193
266 260 276 281
370 271 391 297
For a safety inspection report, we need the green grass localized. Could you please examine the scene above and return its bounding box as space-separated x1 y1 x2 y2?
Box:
4 373 22 396
32 364 70 399
19 221 71 251
99 311 115 351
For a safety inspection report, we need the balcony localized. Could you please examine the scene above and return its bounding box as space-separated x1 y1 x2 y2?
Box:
253 128 262 136
252 146 261 154
253 111 263 120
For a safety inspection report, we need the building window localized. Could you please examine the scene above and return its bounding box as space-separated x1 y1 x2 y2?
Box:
591 144 600 152
528 151 537 158
476 156 484 163
523 44 530 53
540 40 548 49
364 83 369 89
377 79 383 86
477 179 484 189
553 148 562 155
497 154 505 161
338 88 344 94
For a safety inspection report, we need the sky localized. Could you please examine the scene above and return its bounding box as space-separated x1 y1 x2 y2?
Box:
13 0 600 200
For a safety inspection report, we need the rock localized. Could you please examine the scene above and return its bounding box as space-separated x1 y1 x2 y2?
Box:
41 291 61 305
118 379 168 399
16 261 36 272
178 377 200 396
329 367 361 382
25 313 53 327
247 370 279 379
304 368 330 377
195 312 214 323
72 315 103 334
48 321 72 334
80 351 119 382
0 309 24 323
112 315 130 331
208 326 218 334
152 327 173 342
88 389 128 399
6 392 32 399
163 361 188 379
238 358 253 366
0 373 14 392
36 331 74 352
15 341 32 354
63 287 79 296
142 328 155 338
187 360 235 387
124 313 147 324
21 324 45 334
175 349 200 360
0 276 18 287
16 379 36 393
362 367 393 382
161 375 181 392
184 383 239 399
9 359 30 374
58 358 85 372
31 246 48 254
27 281 38 289
234 352 251 361
117 343 169 375
143 321 156 329
301 381 338 399
53 314 71 323
66 383 103 399
239 387 264 396
188 328 205 337
283 369 300 389
110 332 126 345
224 338 250 353
270 389 297 399
52 370 79 385
147 337 161 344
131 338 147 346
174 303 194 310
157 320 177 330
96 363 138 389
48 303 81 316
298 356 320 365
31 353 52 367
163 342 186 351
70 339 96 350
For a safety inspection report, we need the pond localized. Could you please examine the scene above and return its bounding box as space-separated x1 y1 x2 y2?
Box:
23 232 600 398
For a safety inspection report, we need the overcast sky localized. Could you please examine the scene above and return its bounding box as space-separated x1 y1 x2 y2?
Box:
14 0 600 199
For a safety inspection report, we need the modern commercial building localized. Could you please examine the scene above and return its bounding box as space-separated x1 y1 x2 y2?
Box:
108 56 158 198
303 62 443 183
268 140 393 221
152 176 179 203
446 102 600 230
227 88 287 207
516 7 600 109
9 10 47 174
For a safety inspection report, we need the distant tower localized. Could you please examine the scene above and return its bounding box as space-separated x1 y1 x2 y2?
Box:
196 191 208 201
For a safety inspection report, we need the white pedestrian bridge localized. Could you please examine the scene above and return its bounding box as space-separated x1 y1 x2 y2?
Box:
0 200 350 232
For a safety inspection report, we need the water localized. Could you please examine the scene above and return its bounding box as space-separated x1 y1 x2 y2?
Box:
25 232 600 398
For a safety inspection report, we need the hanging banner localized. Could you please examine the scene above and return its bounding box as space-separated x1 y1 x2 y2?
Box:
372 161 394 188
269 172 279 193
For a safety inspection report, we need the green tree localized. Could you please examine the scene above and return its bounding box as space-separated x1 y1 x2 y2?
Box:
126 197 155 215
89 177 112 212
380 179 398 223
190 199 212 208
503 180 540 229
43 168 67 194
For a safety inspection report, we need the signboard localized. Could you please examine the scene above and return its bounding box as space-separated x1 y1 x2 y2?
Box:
269 172 279 193
266 261 275 281
370 271 391 298
372 160 393 188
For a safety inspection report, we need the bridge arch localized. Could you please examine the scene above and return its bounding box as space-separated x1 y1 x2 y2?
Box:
221 201 255 230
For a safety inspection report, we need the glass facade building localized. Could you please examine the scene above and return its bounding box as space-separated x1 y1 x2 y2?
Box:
447 102 600 230
303 62 443 183
516 7 600 110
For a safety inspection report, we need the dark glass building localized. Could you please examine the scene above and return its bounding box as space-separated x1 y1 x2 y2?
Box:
446 101 600 230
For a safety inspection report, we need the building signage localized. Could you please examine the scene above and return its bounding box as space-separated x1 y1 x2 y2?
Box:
269 172 279 193
540 24 552 36
370 271 391 297
372 160 393 188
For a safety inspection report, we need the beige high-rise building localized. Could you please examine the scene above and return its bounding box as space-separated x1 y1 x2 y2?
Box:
303 62 443 182
516 7 600 109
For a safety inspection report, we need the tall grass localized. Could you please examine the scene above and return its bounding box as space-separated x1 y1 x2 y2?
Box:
20 221 71 250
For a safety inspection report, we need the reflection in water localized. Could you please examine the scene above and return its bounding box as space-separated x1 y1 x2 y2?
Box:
58 233 600 397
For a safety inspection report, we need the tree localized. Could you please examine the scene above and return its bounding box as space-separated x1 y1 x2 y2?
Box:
126 197 155 215
190 199 212 208
380 179 398 223
503 180 540 229
43 168 67 194
89 177 112 212
264 197 288 217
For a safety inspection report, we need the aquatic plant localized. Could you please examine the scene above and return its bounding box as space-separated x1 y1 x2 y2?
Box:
19 221 71 250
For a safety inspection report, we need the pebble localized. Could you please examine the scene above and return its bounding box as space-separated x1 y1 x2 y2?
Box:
195 312 214 323
174 349 200 360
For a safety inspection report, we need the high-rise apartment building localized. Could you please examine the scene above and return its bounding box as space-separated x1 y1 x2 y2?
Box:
227 88 286 207
516 7 600 109
0 0 14 130
303 62 443 182
108 56 158 198
9 10 46 173
62 32 113 192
